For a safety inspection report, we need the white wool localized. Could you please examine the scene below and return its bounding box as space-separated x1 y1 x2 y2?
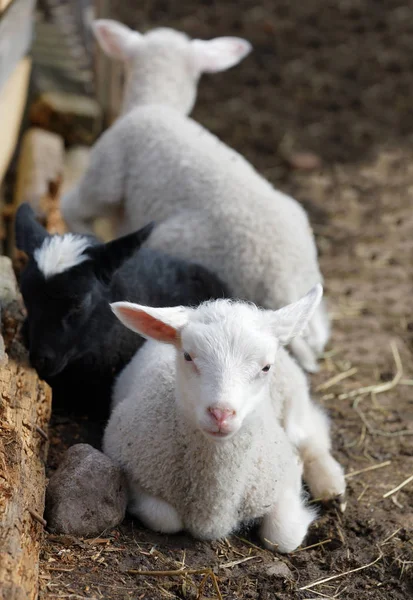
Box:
90 21 251 116
34 234 91 278
104 297 345 552
61 20 328 372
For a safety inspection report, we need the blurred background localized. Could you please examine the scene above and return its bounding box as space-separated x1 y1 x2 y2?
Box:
2 1 413 201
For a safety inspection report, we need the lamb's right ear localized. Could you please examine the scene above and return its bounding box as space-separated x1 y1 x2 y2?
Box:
15 203 48 257
191 37 252 73
110 302 190 345
268 284 323 345
91 19 143 60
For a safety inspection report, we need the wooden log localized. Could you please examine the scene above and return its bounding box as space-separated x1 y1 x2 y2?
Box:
9 127 65 259
59 145 114 241
29 91 103 145
0 256 52 600
39 176 66 236
13 127 65 217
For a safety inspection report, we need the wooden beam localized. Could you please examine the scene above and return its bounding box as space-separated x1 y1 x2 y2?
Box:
0 256 52 600
0 0 13 13
0 58 32 186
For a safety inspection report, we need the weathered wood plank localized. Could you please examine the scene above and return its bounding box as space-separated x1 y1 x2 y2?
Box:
0 58 32 186
0 256 52 600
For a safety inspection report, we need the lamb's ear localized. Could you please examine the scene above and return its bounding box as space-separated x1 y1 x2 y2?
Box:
15 203 49 257
110 302 190 345
91 19 143 60
88 222 155 283
191 37 252 73
268 284 323 345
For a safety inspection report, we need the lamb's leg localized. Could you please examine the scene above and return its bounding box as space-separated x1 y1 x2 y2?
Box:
306 301 330 356
260 469 315 553
289 336 319 373
61 127 126 235
289 303 330 373
128 482 183 534
284 393 346 509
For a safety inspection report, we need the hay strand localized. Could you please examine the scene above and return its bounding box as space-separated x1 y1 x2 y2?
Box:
344 460 391 479
316 368 358 392
299 552 383 591
219 556 259 569
337 341 402 400
382 474 413 498
293 539 332 553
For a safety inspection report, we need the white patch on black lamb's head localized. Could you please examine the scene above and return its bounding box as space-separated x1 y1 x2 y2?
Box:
34 234 92 278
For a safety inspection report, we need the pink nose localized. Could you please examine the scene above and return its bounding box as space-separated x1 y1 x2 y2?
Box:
208 407 236 426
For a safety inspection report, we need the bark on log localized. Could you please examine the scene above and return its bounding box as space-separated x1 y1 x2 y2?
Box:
0 257 52 600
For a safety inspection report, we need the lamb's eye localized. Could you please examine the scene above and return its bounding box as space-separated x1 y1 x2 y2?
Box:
68 304 83 317
184 352 193 362
262 365 271 372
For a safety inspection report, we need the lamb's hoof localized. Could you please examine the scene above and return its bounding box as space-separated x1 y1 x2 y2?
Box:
304 360 320 374
336 493 347 513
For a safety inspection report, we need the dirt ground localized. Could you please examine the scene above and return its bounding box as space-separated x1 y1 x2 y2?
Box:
37 1 412 599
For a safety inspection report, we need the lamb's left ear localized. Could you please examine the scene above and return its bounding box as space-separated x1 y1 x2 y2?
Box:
268 284 323 345
91 19 143 61
191 37 252 73
88 222 155 283
110 302 190 345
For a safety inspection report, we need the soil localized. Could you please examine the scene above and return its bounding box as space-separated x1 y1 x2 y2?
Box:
36 1 413 599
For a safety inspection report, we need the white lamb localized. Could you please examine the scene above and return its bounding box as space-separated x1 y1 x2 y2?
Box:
103 284 346 553
61 19 329 372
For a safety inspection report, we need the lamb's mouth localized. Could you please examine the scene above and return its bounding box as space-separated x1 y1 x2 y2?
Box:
203 429 234 440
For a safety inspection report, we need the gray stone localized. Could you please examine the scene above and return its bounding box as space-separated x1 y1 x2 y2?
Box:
264 560 293 580
46 443 127 537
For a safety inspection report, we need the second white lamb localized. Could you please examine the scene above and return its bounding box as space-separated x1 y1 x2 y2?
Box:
62 19 329 372
103 285 345 552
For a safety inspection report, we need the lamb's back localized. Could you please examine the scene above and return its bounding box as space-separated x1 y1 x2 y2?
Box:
116 105 297 220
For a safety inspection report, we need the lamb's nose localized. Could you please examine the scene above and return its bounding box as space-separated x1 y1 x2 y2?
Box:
31 352 55 375
208 406 236 426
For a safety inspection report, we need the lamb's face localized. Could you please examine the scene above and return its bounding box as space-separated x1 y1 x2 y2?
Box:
125 29 199 115
176 318 279 441
21 262 101 379
111 288 323 441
